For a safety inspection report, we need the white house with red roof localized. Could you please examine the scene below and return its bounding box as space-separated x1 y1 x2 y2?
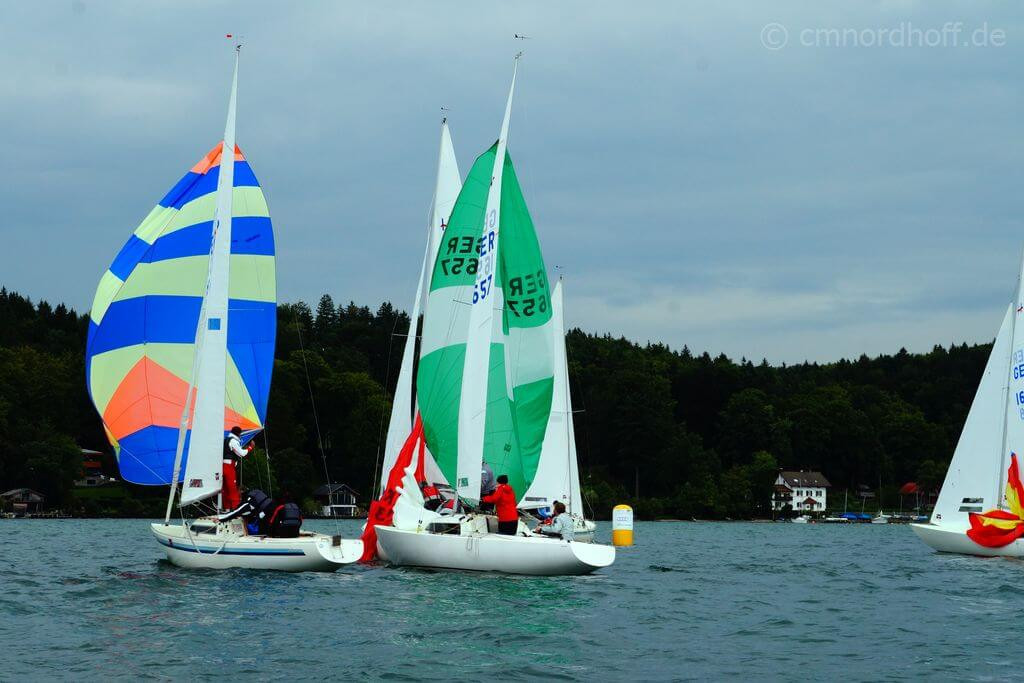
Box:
772 470 831 514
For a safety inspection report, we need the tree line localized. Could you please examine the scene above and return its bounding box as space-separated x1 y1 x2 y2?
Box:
0 287 985 518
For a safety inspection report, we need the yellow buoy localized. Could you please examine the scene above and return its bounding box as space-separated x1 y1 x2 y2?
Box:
612 504 633 546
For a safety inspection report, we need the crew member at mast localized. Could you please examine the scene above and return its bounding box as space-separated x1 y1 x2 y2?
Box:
479 461 496 512
223 426 252 510
481 474 518 535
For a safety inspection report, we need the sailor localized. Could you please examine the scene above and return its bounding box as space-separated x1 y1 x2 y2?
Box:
217 488 274 535
481 474 518 535
534 501 574 541
222 426 252 510
479 461 496 512
268 492 303 538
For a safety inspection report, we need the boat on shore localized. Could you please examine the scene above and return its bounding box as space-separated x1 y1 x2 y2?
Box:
822 516 851 523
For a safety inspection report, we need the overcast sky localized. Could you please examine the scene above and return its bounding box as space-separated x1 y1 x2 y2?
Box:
2 1 1022 363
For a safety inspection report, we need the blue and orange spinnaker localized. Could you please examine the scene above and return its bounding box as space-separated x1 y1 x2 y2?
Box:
966 453 1024 548
85 142 276 485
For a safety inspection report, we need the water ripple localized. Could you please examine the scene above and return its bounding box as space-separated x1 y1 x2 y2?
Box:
3 519 1023 680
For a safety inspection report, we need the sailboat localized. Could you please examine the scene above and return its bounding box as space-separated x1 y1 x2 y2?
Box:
85 46 361 571
519 280 598 541
375 126 595 539
371 56 615 575
911 258 1024 556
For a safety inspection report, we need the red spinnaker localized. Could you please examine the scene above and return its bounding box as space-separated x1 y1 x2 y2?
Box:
359 415 425 562
966 453 1024 548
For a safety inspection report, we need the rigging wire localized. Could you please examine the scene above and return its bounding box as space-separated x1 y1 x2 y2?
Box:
261 426 274 499
247 244 275 500
294 314 340 534
562 311 596 521
371 316 400 498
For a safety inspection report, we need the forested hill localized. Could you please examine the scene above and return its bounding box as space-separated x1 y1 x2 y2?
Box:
0 287 988 518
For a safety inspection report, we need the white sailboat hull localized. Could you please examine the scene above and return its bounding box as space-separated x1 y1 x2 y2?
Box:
910 522 1024 558
151 521 363 572
375 523 614 576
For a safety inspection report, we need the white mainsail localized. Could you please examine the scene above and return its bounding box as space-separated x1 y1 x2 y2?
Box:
931 304 1012 527
380 120 462 493
456 59 519 502
520 280 583 514
177 51 239 507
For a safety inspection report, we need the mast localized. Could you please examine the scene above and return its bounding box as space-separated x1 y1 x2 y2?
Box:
455 55 520 502
164 45 240 521
997 246 1024 508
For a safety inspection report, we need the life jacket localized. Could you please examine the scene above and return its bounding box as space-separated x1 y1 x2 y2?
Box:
243 489 275 533
269 502 303 538
246 489 271 512
223 435 242 463
481 483 518 522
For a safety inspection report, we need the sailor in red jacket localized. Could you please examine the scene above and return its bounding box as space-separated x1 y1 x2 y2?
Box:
481 474 519 535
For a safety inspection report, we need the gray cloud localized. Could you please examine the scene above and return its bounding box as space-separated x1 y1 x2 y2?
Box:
1 1 1021 363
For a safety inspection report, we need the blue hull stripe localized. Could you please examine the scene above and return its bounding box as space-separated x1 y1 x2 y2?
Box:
158 536 306 556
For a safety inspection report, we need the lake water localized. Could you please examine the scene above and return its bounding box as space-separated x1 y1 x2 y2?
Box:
2 519 1020 681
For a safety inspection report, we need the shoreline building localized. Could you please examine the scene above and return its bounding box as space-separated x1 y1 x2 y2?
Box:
75 448 118 488
1 488 46 516
313 484 360 517
772 471 831 515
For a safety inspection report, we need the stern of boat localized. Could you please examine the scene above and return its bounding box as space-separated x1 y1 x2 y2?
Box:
314 535 363 565
569 538 615 569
